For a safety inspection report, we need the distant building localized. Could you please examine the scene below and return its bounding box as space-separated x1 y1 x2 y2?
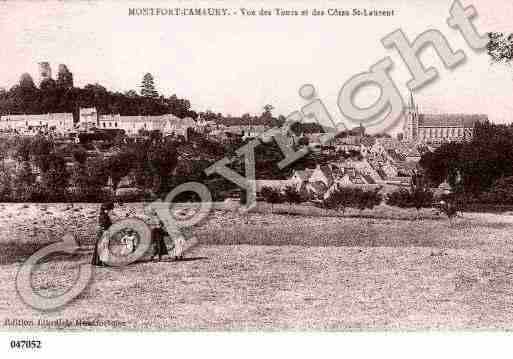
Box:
0 113 73 135
79 107 98 131
97 113 195 136
403 93 487 143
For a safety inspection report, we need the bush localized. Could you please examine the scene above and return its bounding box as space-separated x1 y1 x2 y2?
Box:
68 187 113 203
322 186 382 213
478 176 513 205
386 186 433 211
386 188 412 208
260 186 284 205
283 185 304 205
114 187 146 203
354 187 383 211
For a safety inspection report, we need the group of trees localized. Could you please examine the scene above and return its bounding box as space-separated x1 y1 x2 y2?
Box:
419 121 513 204
385 173 434 212
0 71 196 119
260 184 383 214
0 135 181 202
322 186 382 213
259 171 438 217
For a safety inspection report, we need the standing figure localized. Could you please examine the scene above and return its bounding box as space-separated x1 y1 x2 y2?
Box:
91 201 114 266
151 220 169 261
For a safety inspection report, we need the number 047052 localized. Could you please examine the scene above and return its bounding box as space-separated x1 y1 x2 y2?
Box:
10 340 41 349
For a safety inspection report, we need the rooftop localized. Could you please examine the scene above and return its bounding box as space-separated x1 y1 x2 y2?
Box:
418 114 487 127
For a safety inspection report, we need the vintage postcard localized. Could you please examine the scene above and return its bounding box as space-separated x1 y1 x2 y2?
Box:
0 0 512 355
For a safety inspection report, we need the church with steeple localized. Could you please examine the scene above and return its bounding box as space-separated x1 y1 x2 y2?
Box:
403 93 487 143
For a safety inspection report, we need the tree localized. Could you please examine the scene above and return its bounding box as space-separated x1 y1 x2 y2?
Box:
140 73 158 98
70 158 109 202
56 64 74 89
148 143 178 196
479 176 513 205
260 186 284 213
72 147 88 165
322 186 382 214
386 174 433 217
354 188 382 213
15 138 32 162
322 186 352 213
283 185 303 209
419 142 463 187
487 32 513 64
262 104 274 119
103 151 135 192
19 73 35 89
13 161 36 201
40 78 56 91
39 153 69 201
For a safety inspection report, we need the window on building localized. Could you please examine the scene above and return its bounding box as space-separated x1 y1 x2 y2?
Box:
115 122 118 127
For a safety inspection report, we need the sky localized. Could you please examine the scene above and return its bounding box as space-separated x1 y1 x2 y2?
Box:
0 0 512 133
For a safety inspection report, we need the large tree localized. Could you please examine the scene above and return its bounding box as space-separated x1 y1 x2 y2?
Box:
56 64 74 89
140 73 158 98
487 32 513 64
19 73 36 89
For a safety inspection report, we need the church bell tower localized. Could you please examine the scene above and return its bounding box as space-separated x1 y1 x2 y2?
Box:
403 92 418 141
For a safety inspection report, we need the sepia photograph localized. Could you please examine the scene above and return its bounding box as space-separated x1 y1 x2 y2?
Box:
1 0 513 355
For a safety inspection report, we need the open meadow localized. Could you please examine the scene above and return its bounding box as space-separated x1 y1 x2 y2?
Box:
1 202 513 330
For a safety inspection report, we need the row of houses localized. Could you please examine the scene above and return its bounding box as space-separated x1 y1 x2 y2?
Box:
252 131 430 200
78 107 199 136
256 163 383 200
0 108 200 137
0 113 74 135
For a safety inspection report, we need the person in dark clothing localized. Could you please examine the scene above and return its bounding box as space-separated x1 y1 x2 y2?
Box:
91 201 114 266
151 221 169 261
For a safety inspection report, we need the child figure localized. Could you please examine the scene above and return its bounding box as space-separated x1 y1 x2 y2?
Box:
121 229 138 255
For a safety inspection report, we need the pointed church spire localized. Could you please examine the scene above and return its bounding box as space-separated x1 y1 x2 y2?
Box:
409 91 415 109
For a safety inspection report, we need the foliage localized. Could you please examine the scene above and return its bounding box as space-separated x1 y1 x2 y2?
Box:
140 73 158 98
0 166 12 201
0 72 196 119
260 186 284 205
487 32 513 64
12 161 36 202
322 186 382 213
147 143 178 195
39 153 69 201
321 186 353 212
262 104 274 119
418 142 463 187
437 200 459 219
478 176 513 205
69 159 110 202
419 121 513 196
283 185 303 204
386 175 434 211
56 64 74 89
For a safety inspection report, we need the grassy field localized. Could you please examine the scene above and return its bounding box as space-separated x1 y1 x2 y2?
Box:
1 202 513 330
